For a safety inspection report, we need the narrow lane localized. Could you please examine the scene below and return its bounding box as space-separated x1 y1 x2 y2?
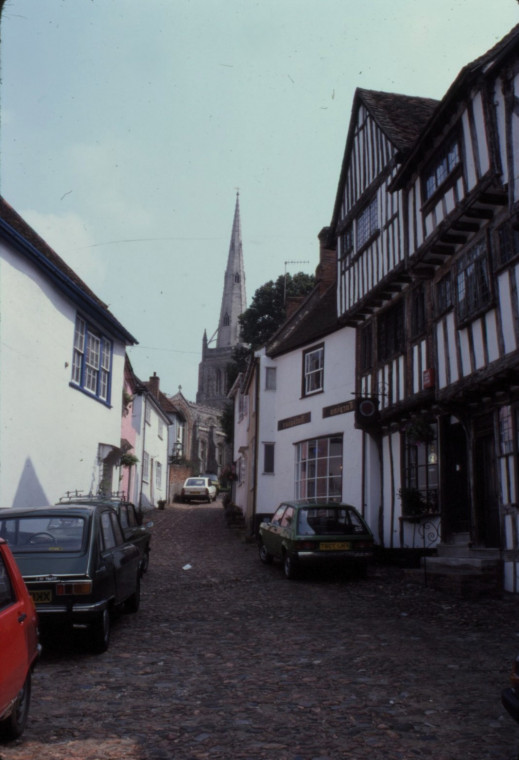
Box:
2 501 519 760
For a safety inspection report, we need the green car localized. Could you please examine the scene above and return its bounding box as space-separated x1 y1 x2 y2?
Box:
258 500 374 579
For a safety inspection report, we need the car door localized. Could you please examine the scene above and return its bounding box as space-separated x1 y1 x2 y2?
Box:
0 548 27 713
100 510 139 603
262 505 288 558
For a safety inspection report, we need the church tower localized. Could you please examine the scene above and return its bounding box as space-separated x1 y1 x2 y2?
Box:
196 192 247 409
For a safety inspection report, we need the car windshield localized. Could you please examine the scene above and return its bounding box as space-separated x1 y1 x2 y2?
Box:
296 507 367 536
0 515 87 552
186 479 205 487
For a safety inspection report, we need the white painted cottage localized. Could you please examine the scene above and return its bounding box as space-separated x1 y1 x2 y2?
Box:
0 198 138 508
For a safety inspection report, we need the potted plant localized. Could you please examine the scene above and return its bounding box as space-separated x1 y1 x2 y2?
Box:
120 453 139 468
398 487 426 517
404 416 435 445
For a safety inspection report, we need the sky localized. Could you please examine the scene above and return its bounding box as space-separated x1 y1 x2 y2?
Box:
1 0 518 400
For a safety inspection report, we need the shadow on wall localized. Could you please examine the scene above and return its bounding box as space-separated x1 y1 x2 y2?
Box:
12 458 49 508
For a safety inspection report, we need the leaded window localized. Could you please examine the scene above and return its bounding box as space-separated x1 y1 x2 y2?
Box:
424 137 461 200
377 301 405 362
456 240 492 322
356 197 378 250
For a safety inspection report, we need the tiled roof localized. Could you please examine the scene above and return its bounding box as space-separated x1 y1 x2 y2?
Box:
267 282 339 358
0 196 137 344
394 23 519 185
358 89 439 153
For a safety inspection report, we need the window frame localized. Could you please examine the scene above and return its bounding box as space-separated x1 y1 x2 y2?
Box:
377 300 405 363
356 196 378 251
265 367 277 391
455 238 493 325
263 443 275 474
423 134 462 203
71 315 113 405
302 344 324 398
294 435 343 500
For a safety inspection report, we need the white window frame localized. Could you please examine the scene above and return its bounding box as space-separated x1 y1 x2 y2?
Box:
302 345 324 397
71 315 112 404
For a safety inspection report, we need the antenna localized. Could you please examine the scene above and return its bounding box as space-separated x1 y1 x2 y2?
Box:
284 260 310 304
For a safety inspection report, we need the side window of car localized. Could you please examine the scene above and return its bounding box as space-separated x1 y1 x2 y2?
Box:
280 507 294 528
127 505 138 528
0 554 15 610
101 512 117 550
110 513 125 546
119 506 129 530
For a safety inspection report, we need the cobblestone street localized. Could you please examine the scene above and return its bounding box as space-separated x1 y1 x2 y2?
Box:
2 500 519 760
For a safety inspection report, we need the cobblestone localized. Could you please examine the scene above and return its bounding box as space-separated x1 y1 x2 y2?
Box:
2 501 519 759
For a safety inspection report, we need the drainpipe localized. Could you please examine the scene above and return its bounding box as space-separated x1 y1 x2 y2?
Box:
139 393 147 510
252 357 260 538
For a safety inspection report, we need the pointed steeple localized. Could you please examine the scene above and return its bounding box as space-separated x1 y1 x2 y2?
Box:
216 192 247 348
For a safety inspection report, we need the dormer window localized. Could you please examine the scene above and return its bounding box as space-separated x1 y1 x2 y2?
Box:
424 137 461 201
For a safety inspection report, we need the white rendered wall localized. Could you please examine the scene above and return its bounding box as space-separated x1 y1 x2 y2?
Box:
0 243 126 507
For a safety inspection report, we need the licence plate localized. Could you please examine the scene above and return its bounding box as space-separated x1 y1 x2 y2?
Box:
30 590 52 604
320 542 351 551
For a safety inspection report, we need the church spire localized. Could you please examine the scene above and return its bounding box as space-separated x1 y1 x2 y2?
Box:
216 192 247 348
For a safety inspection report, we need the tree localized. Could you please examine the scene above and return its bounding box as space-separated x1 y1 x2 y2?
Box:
238 271 315 350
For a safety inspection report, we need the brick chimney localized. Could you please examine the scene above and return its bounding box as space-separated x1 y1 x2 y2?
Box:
316 227 336 294
148 372 160 400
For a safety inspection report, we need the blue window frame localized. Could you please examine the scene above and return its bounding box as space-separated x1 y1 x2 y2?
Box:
71 315 113 403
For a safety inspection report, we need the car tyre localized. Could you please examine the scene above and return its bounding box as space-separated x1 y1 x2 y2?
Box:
258 541 273 565
140 548 150 575
283 552 298 580
125 575 141 614
0 671 31 740
91 608 111 654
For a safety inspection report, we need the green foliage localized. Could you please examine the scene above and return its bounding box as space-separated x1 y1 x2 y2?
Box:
238 271 315 350
220 401 235 443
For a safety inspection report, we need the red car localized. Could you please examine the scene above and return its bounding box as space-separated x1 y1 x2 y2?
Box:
0 538 40 740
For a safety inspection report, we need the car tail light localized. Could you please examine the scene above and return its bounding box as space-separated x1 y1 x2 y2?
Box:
356 541 373 550
56 581 92 596
298 541 317 550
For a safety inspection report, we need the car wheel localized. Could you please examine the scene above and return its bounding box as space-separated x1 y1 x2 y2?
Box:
0 671 31 740
283 552 298 580
91 608 111 653
258 541 273 565
125 575 141 614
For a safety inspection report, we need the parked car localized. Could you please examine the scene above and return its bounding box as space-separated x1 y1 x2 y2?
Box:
203 474 221 494
181 477 217 503
258 500 374 579
0 503 142 653
0 538 40 740
502 655 519 723
57 494 153 576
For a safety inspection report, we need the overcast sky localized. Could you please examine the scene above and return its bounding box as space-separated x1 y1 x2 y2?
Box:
1 0 518 400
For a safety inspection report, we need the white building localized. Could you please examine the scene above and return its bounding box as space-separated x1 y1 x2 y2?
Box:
0 198 137 507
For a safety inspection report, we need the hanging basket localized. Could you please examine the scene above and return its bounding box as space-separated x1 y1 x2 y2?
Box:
404 417 434 445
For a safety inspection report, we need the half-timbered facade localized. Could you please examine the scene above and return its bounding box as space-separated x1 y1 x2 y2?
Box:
335 25 519 591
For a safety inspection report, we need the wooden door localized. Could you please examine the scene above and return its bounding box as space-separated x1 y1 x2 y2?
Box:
473 415 500 547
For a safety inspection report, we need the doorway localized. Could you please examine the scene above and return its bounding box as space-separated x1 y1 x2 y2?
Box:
442 416 470 537
473 414 500 547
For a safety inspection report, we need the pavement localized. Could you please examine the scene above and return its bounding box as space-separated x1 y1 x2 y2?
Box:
2 499 519 760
